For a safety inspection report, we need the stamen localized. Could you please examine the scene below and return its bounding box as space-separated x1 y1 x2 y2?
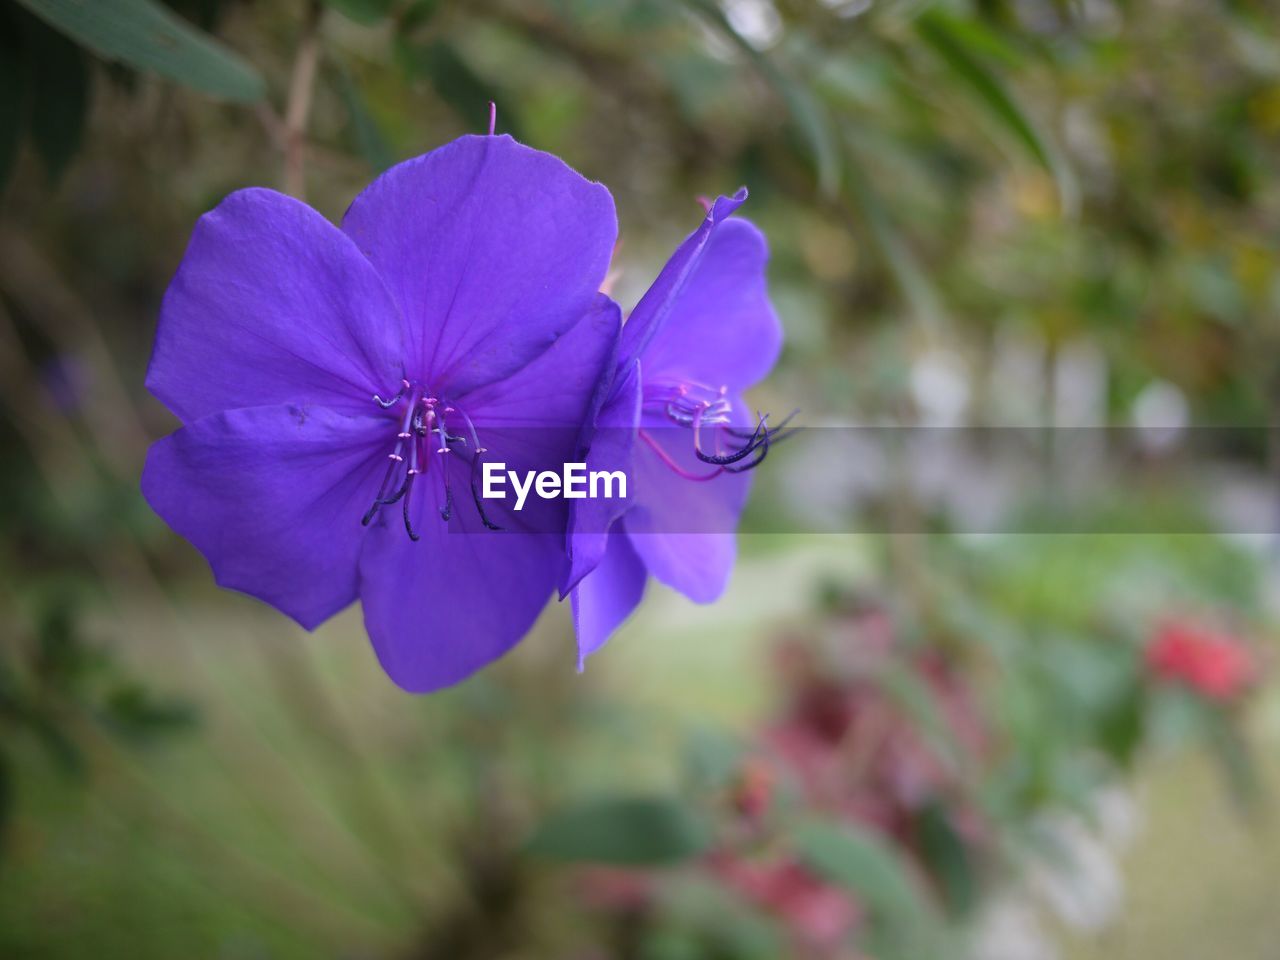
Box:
455 408 487 453
374 379 410 408
723 426 770 473
402 475 420 541
435 406 451 454
693 410 769 466
439 454 454 522
725 409 799 439
364 388 508 536
363 384 423 528
468 456 503 530
362 474 409 525
639 430 723 482
487 100 497 136
639 381 795 482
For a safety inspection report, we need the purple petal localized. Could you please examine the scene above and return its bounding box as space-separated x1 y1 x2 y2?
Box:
355 295 620 693
358 468 561 693
342 135 617 396
572 527 648 668
638 218 782 392
616 190 747 370
621 405 751 603
561 358 642 597
141 404 387 629
456 294 621 542
147 189 405 423
458 294 621 429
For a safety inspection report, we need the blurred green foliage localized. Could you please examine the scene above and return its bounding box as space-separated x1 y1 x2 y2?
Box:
2 0 1279 957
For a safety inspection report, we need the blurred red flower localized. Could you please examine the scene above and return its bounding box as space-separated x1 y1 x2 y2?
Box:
706 851 861 952
1145 621 1259 702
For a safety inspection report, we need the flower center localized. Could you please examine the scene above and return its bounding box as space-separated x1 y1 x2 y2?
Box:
637 380 796 482
361 380 502 539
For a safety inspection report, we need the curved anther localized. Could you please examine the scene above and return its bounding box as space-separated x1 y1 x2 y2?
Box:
722 425 771 473
402 476 420 541
361 475 409 525
468 456 503 530
439 456 454 522
693 411 770 465
374 379 411 408
725 409 799 440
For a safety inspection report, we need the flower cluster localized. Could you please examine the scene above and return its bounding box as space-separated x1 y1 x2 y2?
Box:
142 131 785 692
576 606 992 958
701 611 989 954
1145 619 1259 702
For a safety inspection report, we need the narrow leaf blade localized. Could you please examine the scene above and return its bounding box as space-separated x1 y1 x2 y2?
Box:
15 0 265 102
525 796 711 866
916 10 1076 213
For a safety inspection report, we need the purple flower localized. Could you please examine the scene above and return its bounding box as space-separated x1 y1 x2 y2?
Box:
564 191 784 665
142 134 620 692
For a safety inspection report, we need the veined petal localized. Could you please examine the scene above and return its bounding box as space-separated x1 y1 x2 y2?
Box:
640 217 782 392
572 527 648 669
616 189 747 370
627 527 738 605
459 294 621 430
358 471 561 693
141 404 388 629
147 189 405 423
342 135 617 395
355 295 619 693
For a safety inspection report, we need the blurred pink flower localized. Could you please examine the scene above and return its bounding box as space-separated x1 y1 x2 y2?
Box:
1145 620 1259 702
707 851 861 952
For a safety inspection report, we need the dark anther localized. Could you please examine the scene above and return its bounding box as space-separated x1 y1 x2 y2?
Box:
469 457 503 531
402 474 421 541
362 477 411 526
725 409 798 440
694 413 770 466
439 459 454 521
374 381 408 408
362 459 407 525
723 426 771 473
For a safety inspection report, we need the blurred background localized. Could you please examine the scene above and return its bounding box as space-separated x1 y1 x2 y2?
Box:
3 0 1280 957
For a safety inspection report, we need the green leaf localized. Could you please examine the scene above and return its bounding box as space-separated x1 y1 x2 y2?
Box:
322 0 393 26
875 661 962 771
21 11 89 183
14 0 265 102
796 819 943 957
684 0 840 197
335 63 394 173
843 137 946 329
525 796 711 866
682 726 745 791
915 804 978 918
101 683 198 741
915 10 1077 214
